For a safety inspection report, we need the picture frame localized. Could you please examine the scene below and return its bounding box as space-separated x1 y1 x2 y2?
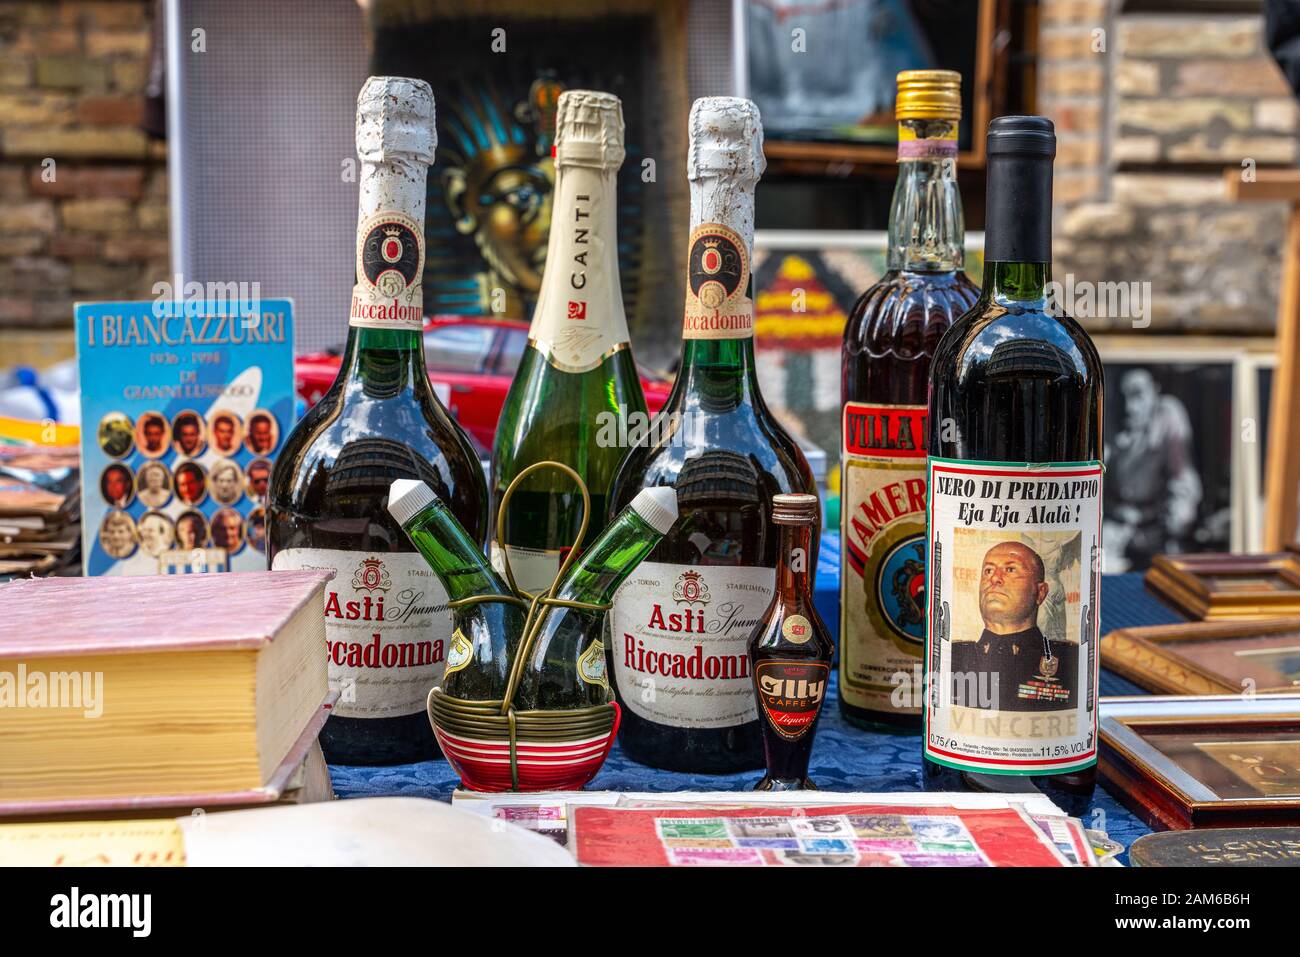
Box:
1237 352 1277 552
1094 337 1251 572
749 228 985 485
1099 694 1300 830
1144 552 1300 621
736 0 999 168
1101 618 1300 696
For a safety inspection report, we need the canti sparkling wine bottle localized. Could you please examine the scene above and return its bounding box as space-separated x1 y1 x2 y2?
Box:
923 116 1103 816
491 91 648 595
606 98 817 774
839 71 979 732
268 77 488 766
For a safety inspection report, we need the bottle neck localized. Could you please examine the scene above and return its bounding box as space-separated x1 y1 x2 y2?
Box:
529 160 629 365
673 171 761 412
775 521 815 604
888 118 964 272
346 149 430 348
981 261 1052 305
337 325 429 401
557 509 662 605
983 150 1053 264
339 150 432 399
403 501 511 602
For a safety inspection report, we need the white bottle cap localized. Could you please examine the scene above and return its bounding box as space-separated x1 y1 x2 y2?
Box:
629 486 678 535
555 90 625 170
356 76 436 165
387 478 436 527
687 96 765 185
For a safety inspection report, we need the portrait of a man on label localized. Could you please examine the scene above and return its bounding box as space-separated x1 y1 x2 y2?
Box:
949 530 1082 712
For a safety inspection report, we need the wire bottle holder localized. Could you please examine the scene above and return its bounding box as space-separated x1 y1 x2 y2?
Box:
427 461 621 791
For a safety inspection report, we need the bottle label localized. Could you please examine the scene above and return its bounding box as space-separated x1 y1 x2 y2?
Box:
445 628 473 679
781 614 813 645
578 638 609 691
682 223 754 340
755 660 829 741
924 458 1103 775
270 548 451 719
530 172 631 373
491 542 566 597
840 402 928 716
350 210 425 331
897 124 958 162
609 562 774 729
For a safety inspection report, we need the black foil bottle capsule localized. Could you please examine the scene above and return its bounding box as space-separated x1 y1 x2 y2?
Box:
922 116 1103 816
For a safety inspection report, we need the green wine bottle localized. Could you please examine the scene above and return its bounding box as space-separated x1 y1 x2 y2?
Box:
513 486 678 711
605 98 818 773
387 478 527 703
268 77 488 766
491 90 648 595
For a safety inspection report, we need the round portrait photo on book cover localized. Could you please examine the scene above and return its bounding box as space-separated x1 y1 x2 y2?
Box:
175 510 210 550
137 510 176 558
133 410 171 459
99 462 135 509
209 409 244 458
135 460 173 508
171 410 207 459
244 409 279 456
174 461 208 506
209 459 244 506
98 508 138 560
211 507 245 554
97 411 134 459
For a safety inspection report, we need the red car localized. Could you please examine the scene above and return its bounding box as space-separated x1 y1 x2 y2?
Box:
295 316 673 451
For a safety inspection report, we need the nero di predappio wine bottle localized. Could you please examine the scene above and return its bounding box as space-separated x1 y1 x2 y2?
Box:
923 116 1103 815
840 70 979 732
606 98 817 774
268 77 488 766
492 91 648 595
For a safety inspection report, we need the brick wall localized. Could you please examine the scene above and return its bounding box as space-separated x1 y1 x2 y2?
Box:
0 0 166 364
1039 1 1297 333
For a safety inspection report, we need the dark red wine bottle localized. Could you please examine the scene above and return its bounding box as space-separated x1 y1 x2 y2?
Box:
923 116 1103 816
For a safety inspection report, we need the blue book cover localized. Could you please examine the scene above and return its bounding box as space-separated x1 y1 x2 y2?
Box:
75 299 295 575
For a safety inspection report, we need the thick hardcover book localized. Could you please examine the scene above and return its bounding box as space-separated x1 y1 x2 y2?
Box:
0 570 332 804
75 298 294 575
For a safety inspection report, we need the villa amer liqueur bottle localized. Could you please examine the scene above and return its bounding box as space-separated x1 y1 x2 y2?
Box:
923 116 1103 815
840 71 978 731
268 77 488 766
606 98 817 773
492 91 648 594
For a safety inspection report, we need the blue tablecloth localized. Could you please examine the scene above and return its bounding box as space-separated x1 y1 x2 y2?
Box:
331 555 1189 862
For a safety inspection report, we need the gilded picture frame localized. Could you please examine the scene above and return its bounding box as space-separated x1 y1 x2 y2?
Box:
1099 694 1300 830
1101 619 1300 696
1144 552 1300 621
